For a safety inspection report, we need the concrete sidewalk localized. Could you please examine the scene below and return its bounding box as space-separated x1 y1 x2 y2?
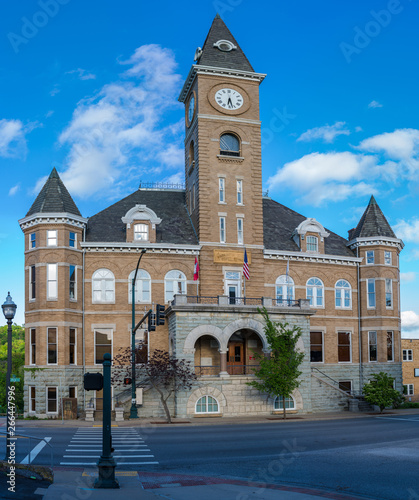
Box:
13 408 419 428
37 469 371 500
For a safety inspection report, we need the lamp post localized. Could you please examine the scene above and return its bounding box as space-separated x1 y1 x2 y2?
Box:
130 249 147 419
2 292 17 461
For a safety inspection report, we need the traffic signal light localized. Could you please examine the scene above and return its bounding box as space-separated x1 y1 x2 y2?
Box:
124 377 132 385
84 373 103 391
156 304 165 325
148 312 156 332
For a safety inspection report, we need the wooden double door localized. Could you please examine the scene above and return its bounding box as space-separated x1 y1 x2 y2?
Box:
227 342 245 375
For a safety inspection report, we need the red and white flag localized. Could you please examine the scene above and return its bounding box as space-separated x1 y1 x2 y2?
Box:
193 256 200 281
243 249 250 280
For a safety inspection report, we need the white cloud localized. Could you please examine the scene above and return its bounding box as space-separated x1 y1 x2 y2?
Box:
297 121 350 144
355 126 363 132
401 272 416 283
368 100 383 109
8 184 20 196
358 128 419 162
56 44 183 198
402 311 419 338
394 218 419 243
267 151 377 205
0 119 27 158
67 68 96 81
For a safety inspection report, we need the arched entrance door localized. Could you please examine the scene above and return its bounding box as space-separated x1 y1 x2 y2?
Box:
227 329 263 375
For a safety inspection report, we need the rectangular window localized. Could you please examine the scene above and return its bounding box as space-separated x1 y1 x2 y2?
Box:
306 236 318 252
405 384 414 396
403 349 413 361
69 265 76 300
384 251 392 265
387 331 394 361
47 327 57 364
69 231 76 248
236 179 243 205
368 331 377 362
366 250 374 264
30 328 36 365
29 265 36 300
95 329 112 364
69 386 77 399
220 217 226 243
47 387 57 413
134 224 148 241
219 178 225 203
69 328 76 365
385 279 393 308
338 332 351 362
193 183 196 210
29 386 36 413
367 279 376 308
310 332 323 363
47 230 57 246
237 218 243 245
30 233 36 248
47 263 58 299
339 381 352 394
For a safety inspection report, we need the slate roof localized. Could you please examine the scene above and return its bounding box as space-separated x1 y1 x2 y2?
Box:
263 198 355 257
349 195 396 240
197 15 255 72
85 190 198 245
26 168 82 217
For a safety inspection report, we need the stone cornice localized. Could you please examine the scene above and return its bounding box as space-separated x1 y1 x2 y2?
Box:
347 236 404 251
19 212 88 230
80 242 201 255
178 65 266 103
264 249 362 266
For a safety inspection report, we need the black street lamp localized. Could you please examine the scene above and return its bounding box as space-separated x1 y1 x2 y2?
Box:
130 249 147 419
2 292 17 461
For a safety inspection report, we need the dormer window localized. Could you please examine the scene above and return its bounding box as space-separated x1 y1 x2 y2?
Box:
306 236 318 252
220 133 240 157
134 224 148 241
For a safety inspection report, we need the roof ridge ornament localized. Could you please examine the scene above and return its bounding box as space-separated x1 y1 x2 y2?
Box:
213 39 237 52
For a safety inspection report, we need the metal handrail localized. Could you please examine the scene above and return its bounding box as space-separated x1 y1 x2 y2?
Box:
311 367 360 398
0 430 53 467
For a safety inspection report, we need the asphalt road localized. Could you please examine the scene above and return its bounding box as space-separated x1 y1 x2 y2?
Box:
5 414 419 500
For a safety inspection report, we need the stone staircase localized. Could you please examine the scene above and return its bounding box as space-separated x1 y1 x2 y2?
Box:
357 398 374 412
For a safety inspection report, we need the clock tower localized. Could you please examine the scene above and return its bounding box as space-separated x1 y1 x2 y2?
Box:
179 15 266 298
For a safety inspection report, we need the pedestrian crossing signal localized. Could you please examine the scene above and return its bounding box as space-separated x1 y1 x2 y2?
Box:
84 372 103 391
124 377 132 385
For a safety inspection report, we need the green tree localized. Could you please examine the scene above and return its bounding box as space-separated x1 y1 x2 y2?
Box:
0 324 25 414
363 372 401 413
248 308 305 419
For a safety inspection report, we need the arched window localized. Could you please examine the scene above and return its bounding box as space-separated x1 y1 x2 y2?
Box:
129 269 151 303
274 395 295 410
276 275 294 306
196 395 219 414
220 133 240 157
165 270 187 303
306 235 318 252
134 223 148 241
306 277 324 307
335 279 351 309
92 269 115 303
189 141 195 168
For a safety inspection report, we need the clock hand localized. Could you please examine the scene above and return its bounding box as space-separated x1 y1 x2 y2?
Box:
227 97 233 108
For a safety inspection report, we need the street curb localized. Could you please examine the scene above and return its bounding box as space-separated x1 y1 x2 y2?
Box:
0 460 53 483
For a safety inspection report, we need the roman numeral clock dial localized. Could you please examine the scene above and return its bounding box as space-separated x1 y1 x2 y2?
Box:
215 88 244 110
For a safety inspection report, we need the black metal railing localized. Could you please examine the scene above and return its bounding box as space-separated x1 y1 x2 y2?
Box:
186 296 219 305
227 364 259 375
275 299 299 307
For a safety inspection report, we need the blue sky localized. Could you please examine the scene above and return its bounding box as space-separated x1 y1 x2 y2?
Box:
1 0 419 334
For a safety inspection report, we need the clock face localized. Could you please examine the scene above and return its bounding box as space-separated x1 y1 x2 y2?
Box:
188 95 195 124
215 88 244 110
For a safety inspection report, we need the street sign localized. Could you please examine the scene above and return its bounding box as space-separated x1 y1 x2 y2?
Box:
10 376 20 383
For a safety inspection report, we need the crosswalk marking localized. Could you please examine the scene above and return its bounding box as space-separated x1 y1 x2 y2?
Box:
59 428 158 466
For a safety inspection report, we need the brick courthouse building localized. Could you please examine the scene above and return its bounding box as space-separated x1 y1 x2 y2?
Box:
20 16 404 418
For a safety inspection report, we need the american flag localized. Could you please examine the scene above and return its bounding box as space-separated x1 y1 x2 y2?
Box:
243 249 250 280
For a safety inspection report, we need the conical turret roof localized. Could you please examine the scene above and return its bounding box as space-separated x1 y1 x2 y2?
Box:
350 196 396 239
26 168 82 217
197 15 254 72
